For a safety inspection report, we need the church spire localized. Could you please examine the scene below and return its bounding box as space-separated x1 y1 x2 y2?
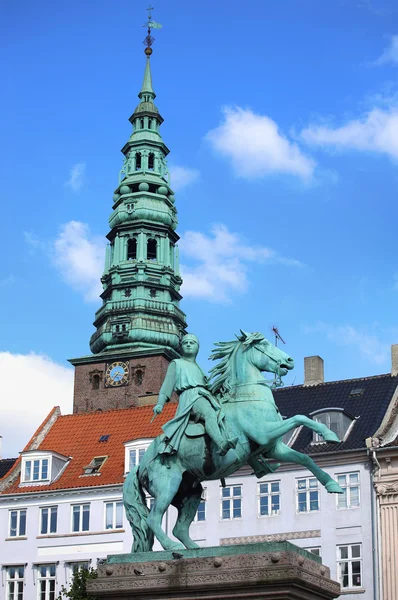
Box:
139 55 155 101
88 8 187 358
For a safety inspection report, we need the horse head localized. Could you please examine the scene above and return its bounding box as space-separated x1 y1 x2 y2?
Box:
210 331 294 397
238 330 294 378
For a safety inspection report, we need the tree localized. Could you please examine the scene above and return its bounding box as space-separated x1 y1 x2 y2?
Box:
57 567 98 600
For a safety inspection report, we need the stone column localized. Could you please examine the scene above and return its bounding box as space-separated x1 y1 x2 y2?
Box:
376 482 398 599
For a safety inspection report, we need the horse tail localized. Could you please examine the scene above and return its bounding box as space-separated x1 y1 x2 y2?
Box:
123 466 154 552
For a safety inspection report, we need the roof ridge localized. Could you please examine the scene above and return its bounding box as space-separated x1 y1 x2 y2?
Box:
58 403 159 420
276 372 395 391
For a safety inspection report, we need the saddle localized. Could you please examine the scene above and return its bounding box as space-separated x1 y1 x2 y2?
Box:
185 422 206 438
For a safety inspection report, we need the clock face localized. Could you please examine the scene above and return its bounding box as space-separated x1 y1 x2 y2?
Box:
105 361 129 387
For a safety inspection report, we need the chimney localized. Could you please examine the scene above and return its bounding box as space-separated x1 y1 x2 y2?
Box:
304 356 324 386
392 345 398 376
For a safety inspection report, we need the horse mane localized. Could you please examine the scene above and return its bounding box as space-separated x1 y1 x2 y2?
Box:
209 331 266 398
209 340 239 397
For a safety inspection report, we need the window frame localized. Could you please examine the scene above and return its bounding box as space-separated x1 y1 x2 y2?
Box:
336 472 360 509
310 408 354 444
257 480 281 517
71 504 90 533
40 506 58 535
104 500 124 530
9 509 27 538
193 488 206 523
6 565 25 600
220 484 242 521
124 439 152 474
21 456 51 484
36 564 57 600
296 477 320 514
337 543 363 590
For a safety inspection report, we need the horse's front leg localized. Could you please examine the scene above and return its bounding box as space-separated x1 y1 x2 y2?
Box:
267 442 343 494
256 415 339 447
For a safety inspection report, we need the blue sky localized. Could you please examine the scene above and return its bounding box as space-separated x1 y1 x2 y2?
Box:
1 0 398 456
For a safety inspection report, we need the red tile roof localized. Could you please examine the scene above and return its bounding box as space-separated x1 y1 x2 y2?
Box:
2 403 177 495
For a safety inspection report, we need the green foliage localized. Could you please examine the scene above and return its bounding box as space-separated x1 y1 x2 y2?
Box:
56 567 98 600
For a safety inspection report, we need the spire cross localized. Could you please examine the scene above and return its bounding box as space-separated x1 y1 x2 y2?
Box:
143 5 162 49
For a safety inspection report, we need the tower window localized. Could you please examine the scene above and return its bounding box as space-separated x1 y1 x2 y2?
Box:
127 238 137 260
147 238 157 260
148 153 155 170
135 153 142 170
92 374 100 390
148 119 152 129
140 118 144 129
135 369 144 386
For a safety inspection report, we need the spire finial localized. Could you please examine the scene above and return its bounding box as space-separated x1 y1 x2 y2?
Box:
143 5 162 56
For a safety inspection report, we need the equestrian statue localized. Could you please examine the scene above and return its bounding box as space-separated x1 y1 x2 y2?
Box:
123 331 343 552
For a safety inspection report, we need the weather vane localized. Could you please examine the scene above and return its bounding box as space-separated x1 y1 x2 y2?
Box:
143 5 162 54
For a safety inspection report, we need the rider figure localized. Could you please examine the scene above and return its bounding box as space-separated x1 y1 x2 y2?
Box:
153 334 238 456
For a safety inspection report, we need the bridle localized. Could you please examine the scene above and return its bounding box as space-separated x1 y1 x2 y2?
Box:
254 343 286 388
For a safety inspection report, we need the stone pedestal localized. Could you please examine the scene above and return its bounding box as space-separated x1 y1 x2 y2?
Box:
87 542 340 599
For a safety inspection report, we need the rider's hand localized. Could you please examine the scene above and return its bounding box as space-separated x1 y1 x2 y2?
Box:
153 403 163 415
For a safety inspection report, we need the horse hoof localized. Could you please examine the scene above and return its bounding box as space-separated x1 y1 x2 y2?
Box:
323 431 340 443
325 481 344 494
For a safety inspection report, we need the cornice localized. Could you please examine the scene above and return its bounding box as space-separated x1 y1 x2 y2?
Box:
372 382 398 447
0 483 123 503
69 346 179 366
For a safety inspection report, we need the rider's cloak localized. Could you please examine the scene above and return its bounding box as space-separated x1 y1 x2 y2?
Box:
158 358 225 454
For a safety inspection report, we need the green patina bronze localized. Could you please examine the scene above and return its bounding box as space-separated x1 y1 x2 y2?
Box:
123 331 343 552
90 41 187 357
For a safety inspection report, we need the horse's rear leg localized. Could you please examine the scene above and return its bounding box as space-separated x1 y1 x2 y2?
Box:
146 464 184 550
172 480 203 549
268 443 343 494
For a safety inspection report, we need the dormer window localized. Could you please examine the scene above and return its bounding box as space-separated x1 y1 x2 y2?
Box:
20 451 69 486
124 439 152 473
24 458 48 482
311 409 355 443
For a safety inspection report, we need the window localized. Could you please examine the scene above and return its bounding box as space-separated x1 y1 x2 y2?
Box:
258 481 280 516
127 238 137 260
83 456 107 475
92 374 100 390
296 478 319 513
140 118 144 129
40 506 57 535
148 152 155 170
9 509 26 537
134 369 144 385
129 447 146 471
105 501 123 530
124 439 152 473
67 562 90 581
221 485 242 520
6 566 24 600
23 458 49 482
337 544 362 589
37 564 56 600
135 152 142 170
337 472 360 509
72 504 90 532
194 489 206 522
305 547 322 557
312 410 353 443
147 238 157 260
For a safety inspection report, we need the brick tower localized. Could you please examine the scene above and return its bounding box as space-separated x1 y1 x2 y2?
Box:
69 26 187 413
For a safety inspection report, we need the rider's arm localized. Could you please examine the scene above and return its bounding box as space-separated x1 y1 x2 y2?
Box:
157 361 177 408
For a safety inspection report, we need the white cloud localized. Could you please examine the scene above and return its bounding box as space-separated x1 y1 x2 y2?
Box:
304 322 389 365
180 224 303 302
205 106 315 180
0 352 73 457
301 105 398 161
169 165 200 191
53 221 105 302
373 35 398 66
65 162 86 192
